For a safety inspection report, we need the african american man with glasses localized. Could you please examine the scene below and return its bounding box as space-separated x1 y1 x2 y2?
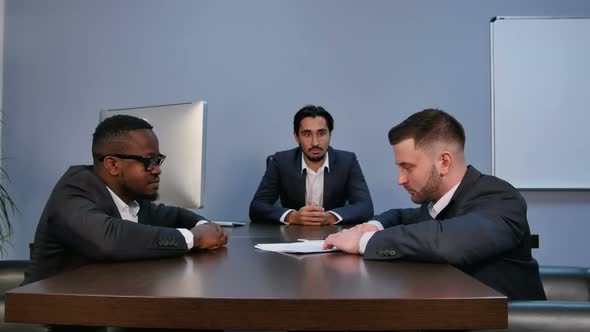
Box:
24 115 228 313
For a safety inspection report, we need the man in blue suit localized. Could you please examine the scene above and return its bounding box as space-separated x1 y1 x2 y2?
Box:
249 105 373 225
324 108 545 300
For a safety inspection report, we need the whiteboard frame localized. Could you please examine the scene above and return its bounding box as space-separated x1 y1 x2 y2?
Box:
490 16 590 190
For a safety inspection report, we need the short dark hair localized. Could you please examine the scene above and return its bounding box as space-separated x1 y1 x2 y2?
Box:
388 108 465 150
293 105 334 134
92 115 153 162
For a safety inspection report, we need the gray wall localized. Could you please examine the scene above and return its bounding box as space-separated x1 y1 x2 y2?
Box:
3 0 590 265
0 0 4 158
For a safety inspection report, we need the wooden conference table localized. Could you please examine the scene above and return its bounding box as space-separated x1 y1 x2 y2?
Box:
6 223 507 330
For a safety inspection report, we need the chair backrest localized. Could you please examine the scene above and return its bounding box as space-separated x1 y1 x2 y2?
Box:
0 260 29 326
487 265 590 332
505 301 590 332
0 260 29 297
540 265 590 302
530 234 539 249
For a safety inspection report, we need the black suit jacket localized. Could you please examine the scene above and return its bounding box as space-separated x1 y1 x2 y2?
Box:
24 165 207 284
365 166 546 300
249 147 373 224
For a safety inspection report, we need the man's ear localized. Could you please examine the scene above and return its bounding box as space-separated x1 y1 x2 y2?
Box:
103 156 121 176
293 132 300 145
438 151 453 176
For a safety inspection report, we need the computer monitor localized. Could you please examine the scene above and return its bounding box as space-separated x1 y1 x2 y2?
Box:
100 101 207 208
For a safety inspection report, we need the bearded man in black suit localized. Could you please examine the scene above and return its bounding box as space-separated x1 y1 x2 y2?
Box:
324 108 545 301
249 105 373 225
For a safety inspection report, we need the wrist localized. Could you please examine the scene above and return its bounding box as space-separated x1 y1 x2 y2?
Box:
325 212 338 224
285 210 298 224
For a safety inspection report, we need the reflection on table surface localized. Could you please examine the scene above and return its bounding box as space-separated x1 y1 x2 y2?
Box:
225 222 344 241
6 223 507 331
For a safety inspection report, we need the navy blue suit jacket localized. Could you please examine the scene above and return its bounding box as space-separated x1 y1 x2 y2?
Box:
249 147 373 224
364 166 546 300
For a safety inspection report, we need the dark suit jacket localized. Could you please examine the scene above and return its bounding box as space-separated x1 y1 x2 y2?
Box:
249 147 373 224
24 165 206 284
365 166 546 301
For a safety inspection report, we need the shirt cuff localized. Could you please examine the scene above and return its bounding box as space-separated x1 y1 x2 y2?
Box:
367 220 384 230
328 211 343 224
359 231 376 255
177 228 194 249
177 220 208 249
280 209 295 225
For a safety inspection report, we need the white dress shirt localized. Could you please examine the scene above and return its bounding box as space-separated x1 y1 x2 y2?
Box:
106 186 204 249
280 152 343 224
358 183 460 254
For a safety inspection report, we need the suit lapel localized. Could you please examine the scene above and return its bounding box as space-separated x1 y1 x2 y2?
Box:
294 149 307 207
437 165 480 220
323 148 336 209
91 170 123 220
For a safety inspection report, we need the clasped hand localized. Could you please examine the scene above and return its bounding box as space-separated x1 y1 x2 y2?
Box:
286 202 337 226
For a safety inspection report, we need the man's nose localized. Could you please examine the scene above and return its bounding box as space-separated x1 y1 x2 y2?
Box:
312 134 320 145
151 165 162 175
398 171 407 186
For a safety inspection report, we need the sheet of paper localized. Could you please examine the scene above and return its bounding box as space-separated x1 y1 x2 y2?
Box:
255 239 338 254
211 220 247 227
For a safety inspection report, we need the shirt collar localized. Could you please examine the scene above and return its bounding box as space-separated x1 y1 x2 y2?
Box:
300 151 330 174
106 186 140 219
428 182 460 219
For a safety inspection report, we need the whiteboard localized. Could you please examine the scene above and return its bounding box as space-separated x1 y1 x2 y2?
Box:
491 17 590 189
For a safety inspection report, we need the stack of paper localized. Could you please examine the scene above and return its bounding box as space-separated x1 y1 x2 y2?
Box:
255 239 338 254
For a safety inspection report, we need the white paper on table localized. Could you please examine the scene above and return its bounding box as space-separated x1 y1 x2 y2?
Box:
255 239 339 254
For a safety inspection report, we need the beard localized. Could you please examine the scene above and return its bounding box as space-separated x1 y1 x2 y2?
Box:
142 192 159 201
121 184 159 202
409 164 442 204
301 145 326 163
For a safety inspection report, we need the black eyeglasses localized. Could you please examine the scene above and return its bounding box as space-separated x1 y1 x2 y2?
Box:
99 154 166 171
